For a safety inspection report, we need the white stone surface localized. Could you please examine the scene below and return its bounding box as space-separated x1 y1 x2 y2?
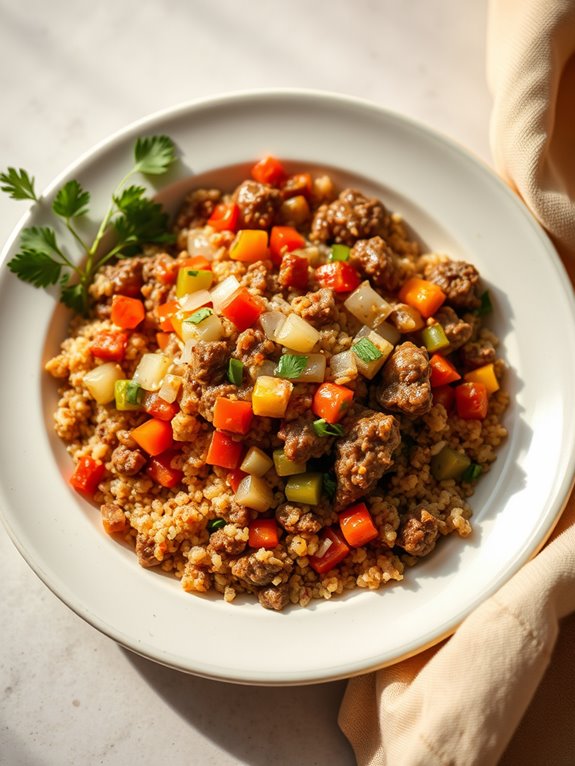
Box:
0 1 491 763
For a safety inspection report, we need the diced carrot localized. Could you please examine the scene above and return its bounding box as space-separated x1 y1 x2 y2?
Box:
156 300 179 332
251 156 287 186
270 226 306 265
111 295 145 329
338 502 379 547
429 353 462 388
309 527 350 574
219 287 265 332
146 449 183 488
227 468 248 493
455 382 489 420
143 393 180 422
131 418 173 456
156 332 172 351
398 278 446 318
69 456 105 497
312 382 354 424
248 518 279 549
205 430 244 469
90 331 129 363
208 202 239 232
229 230 269 263
213 398 254 435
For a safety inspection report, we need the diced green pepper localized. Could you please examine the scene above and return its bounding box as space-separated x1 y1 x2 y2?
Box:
273 449 306 477
329 244 350 262
430 445 471 481
285 472 322 505
461 462 483 482
176 268 213 297
114 379 143 411
421 323 449 353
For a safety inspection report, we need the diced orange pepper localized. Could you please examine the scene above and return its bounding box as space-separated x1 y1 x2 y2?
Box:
269 226 306 265
90 331 129 362
229 229 269 263
111 295 145 329
248 518 279 549
156 300 179 332
156 332 172 351
398 278 446 318
338 502 379 547
131 418 173 456
312 382 354 424
251 156 287 187
143 393 180 422
429 353 462 388
219 287 265 332
205 431 244 469
213 398 254 435
208 202 239 232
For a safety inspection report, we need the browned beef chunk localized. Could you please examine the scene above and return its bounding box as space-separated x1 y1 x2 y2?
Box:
334 410 400 511
278 253 310 291
291 287 338 327
230 553 285 587
207 529 247 556
396 507 440 557
258 584 290 611
234 328 278 368
349 236 405 292
424 260 481 309
223 501 251 527
233 180 280 229
190 340 231 387
310 189 387 246
433 306 473 351
278 415 334 464
175 188 222 230
135 534 160 568
241 259 281 296
459 339 497 369
275 502 323 534
111 444 147 476
95 257 145 301
283 384 316 421
376 342 432 417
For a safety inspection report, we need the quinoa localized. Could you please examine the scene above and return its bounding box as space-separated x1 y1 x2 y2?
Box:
46 159 508 611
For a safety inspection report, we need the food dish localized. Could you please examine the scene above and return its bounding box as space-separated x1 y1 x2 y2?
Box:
1 91 574 683
45 157 508 612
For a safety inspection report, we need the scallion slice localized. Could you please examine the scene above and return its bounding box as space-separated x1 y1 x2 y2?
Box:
329 244 351 262
187 307 213 324
207 518 226 532
352 337 383 363
313 418 344 437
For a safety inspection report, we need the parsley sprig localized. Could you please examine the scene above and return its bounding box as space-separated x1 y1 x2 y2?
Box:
1 135 177 315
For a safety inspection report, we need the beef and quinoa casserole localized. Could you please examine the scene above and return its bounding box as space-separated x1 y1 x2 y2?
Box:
46 156 509 611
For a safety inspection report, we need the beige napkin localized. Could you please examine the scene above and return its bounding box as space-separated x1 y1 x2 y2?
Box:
338 1 575 763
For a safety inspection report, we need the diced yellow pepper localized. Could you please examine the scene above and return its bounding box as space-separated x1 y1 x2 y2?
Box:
285 472 323 505
272 449 307 477
252 376 293 418
464 363 500 394
176 268 213 297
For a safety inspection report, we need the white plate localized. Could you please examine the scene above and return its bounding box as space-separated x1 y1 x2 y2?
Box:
1 90 575 685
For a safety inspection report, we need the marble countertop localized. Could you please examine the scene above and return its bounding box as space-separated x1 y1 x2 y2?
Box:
0 1 492 763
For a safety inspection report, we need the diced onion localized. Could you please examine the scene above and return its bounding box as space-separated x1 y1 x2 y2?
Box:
83 362 123 404
259 311 286 342
328 350 358 383
210 275 240 312
372 319 401 346
158 373 183 404
187 230 217 259
181 313 223 343
132 353 171 391
179 339 197 364
291 353 327 383
177 289 212 312
344 281 393 327
352 328 393 380
316 537 333 559
240 447 273 477
274 313 320 353
235 475 274 513
255 360 277 378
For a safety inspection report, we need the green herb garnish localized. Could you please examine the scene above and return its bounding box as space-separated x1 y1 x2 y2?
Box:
227 358 244 386
186 307 213 324
322 472 337 498
329 244 350 262
352 337 383 363
461 462 483 483
207 518 226 532
275 354 308 379
313 418 345 438
125 381 143 405
476 290 493 317
1 135 177 316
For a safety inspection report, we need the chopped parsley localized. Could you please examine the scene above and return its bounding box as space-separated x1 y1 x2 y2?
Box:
275 354 308 380
352 337 383 363
476 290 493 317
322 472 337 498
313 418 345 438
227 358 244 386
461 462 483 482
186 307 213 324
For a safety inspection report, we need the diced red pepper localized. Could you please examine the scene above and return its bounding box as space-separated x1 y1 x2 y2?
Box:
338 502 379 547
248 518 280 549
432 384 455 412
309 527 350 574
213 398 253 435
206 430 244 469
208 202 239 232
455 381 489 420
251 156 287 187
312 382 354 424
315 262 360 293
69 456 105 497
111 295 145 330
270 226 306 265
429 353 462 388
146 449 183 488
143 392 180 422
219 287 265 332
278 253 309 290
90 331 129 363
131 418 173 456
227 468 248 493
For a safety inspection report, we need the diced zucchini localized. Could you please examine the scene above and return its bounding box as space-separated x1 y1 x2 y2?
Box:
430 445 471 480
252 376 293 418
344 281 393 327
114 380 143 411
176 268 213 297
421 323 449 353
83 362 123 405
240 447 273 477
274 313 320 353
235 475 274 513
272 449 307 477
132 353 171 391
285 472 323 505
181 311 224 343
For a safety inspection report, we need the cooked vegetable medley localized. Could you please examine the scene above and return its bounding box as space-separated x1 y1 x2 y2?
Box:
46 157 508 611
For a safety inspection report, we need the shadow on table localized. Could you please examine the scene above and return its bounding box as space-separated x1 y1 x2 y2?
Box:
121 648 355 766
